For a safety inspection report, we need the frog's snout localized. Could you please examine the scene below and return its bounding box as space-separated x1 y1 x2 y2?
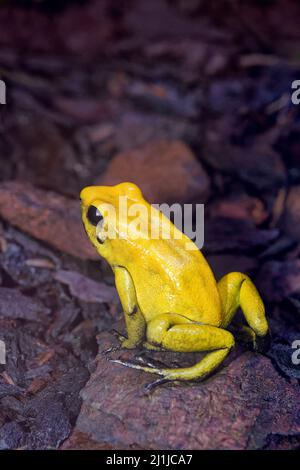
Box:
80 186 102 207
80 186 93 205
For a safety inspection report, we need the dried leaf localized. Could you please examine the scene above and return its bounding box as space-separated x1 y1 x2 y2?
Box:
54 270 118 304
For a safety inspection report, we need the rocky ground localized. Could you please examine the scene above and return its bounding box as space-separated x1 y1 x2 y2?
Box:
0 0 300 450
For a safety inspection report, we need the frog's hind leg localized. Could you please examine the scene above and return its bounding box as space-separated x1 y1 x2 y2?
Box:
109 313 234 382
218 272 269 349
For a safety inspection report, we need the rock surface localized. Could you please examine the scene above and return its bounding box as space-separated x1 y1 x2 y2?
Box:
1 0 300 452
0 287 50 321
70 330 300 450
0 181 98 260
203 130 286 192
256 260 300 303
54 270 118 305
281 186 300 242
209 194 268 225
98 139 210 204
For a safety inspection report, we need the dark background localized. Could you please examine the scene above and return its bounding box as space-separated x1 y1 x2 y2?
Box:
0 0 300 450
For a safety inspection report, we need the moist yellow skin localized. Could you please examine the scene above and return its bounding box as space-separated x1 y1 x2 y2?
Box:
80 182 268 382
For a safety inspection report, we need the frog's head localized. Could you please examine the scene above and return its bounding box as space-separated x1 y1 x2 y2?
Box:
80 182 146 262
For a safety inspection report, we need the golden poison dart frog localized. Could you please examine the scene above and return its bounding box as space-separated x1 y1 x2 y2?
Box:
80 182 268 385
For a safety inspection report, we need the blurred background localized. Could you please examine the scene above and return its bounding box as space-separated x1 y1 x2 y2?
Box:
0 0 300 450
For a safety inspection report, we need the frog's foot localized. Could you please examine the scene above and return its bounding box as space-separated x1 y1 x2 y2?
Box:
109 317 235 382
144 377 170 393
230 324 257 348
102 345 121 356
111 329 127 342
134 354 169 369
133 343 165 368
103 341 140 358
253 328 272 353
120 338 141 349
137 355 178 392
231 324 271 353
142 341 162 351
108 358 165 375
101 330 126 355
112 328 143 349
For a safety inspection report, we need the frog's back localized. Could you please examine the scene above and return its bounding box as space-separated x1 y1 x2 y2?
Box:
126 238 222 327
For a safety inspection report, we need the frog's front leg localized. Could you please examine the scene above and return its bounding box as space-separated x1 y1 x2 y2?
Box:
110 313 234 381
114 266 146 349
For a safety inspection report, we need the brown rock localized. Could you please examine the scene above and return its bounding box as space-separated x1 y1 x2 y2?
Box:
0 287 50 321
0 181 97 260
54 98 109 124
54 270 118 304
210 194 268 225
204 217 278 254
203 119 286 192
206 254 257 281
72 330 300 450
98 140 210 204
257 260 300 303
0 0 114 59
14 117 78 197
281 186 300 242
103 111 196 153
61 431 116 450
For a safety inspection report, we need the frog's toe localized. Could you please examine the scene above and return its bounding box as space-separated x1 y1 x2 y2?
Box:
111 329 127 342
134 355 160 369
142 341 162 351
108 358 164 376
254 329 272 353
144 377 170 393
102 345 121 356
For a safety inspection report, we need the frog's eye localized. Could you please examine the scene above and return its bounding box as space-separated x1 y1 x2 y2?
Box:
87 205 103 226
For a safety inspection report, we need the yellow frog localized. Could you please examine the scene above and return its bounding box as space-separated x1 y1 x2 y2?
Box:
80 182 268 385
